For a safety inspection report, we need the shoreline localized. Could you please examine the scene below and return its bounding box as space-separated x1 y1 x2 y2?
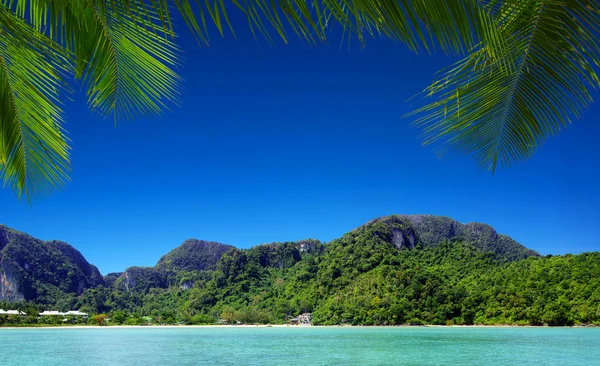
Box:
1 324 598 330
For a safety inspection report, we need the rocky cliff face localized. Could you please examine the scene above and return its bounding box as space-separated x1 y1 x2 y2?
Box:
0 225 104 303
364 215 538 261
296 239 324 254
391 226 418 249
0 262 24 302
0 227 22 301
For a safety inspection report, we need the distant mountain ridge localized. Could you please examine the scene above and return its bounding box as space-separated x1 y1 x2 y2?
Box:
365 215 539 261
1 215 538 303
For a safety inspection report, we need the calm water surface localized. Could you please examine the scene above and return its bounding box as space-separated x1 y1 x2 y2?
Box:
1 327 599 365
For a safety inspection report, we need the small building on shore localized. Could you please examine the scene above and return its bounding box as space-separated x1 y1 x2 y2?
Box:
290 313 312 325
39 310 62 316
64 311 89 317
39 310 88 318
0 309 26 315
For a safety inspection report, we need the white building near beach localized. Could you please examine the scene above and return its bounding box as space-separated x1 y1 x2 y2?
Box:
39 310 63 316
39 310 88 318
64 311 88 317
0 309 26 315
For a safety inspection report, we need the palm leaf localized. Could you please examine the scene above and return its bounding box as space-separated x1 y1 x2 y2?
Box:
0 4 70 201
73 1 181 120
90 0 504 55
2 0 180 119
410 0 600 171
3 0 598 201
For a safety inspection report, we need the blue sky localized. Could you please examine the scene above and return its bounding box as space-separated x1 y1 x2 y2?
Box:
1 21 600 274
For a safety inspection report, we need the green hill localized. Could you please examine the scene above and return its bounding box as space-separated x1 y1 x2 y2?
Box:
2 216 599 326
110 239 235 292
0 225 103 304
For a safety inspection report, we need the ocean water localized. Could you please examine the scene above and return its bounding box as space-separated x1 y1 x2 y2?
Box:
0 326 599 365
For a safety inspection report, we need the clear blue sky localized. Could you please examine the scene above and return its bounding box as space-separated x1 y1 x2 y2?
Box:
1 20 599 274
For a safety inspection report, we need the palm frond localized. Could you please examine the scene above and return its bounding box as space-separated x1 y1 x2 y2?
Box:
410 0 600 171
83 0 502 56
2 0 599 202
71 1 181 120
0 4 70 201
2 0 180 119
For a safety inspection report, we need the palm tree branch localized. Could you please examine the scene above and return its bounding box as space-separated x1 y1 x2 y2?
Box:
0 4 70 201
409 0 600 171
74 1 181 120
488 1 544 171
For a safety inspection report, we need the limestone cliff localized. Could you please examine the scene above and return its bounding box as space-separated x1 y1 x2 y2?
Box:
0 225 103 303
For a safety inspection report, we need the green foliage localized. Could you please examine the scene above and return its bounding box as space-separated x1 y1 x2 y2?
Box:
2 218 599 327
155 239 235 283
0 4 69 201
113 267 166 293
0 225 103 304
189 313 215 325
410 0 600 172
111 310 128 324
93 313 107 326
102 272 123 288
1 1 599 200
75 230 595 327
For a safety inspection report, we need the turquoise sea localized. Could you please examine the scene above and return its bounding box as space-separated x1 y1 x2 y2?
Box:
1 327 599 365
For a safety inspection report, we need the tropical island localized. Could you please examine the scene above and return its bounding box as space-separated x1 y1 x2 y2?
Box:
1 215 598 327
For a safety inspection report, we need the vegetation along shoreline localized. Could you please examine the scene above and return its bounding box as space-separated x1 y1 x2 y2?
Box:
2 215 599 328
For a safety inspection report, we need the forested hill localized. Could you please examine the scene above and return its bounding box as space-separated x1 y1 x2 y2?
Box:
2 216 599 327
113 239 235 292
0 225 103 303
156 239 236 273
360 215 538 260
